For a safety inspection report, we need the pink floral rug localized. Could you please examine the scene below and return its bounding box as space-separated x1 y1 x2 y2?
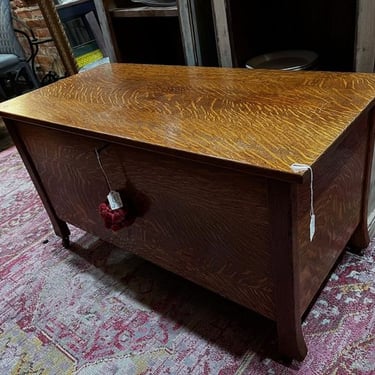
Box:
1 146 374 374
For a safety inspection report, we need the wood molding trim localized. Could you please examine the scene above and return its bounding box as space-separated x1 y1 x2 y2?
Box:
37 0 78 76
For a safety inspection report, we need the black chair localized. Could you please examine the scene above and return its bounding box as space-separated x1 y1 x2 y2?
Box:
0 0 40 99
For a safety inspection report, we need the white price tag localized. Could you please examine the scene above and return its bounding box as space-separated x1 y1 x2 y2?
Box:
107 191 123 210
310 214 315 241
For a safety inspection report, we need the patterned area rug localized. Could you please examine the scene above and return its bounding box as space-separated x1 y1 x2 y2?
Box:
1 146 374 374
0 119 13 152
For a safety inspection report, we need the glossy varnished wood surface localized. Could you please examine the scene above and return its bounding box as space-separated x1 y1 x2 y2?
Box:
1 63 375 181
2 64 375 361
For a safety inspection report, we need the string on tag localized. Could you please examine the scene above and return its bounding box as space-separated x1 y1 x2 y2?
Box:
95 146 123 210
290 163 315 241
95 147 112 191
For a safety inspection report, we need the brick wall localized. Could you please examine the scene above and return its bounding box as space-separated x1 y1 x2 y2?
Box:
10 0 65 80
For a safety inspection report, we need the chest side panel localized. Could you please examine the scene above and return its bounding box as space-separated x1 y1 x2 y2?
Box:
16 122 275 319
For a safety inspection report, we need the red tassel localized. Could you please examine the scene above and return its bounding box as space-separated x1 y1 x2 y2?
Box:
99 202 130 232
98 187 149 231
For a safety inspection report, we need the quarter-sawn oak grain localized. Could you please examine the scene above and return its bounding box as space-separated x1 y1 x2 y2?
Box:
1 63 375 362
2 63 375 181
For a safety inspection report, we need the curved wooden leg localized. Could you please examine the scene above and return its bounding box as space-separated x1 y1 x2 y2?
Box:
62 235 71 249
269 180 308 361
5 120 71 247
276 314 307 361
348 109 375 254
348 221 370 254
52 218 70 248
